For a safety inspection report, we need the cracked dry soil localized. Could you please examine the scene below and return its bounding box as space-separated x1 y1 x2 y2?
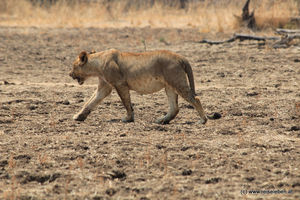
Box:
0 27 299 199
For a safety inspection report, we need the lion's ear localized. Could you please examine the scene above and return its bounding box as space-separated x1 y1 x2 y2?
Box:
79 51 88 65
89 50 96 54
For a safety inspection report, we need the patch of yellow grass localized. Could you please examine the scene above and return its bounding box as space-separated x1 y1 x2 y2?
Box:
254 0 298 29
0 0 298 32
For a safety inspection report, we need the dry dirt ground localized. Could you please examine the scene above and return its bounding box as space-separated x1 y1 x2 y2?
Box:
0 27 299 200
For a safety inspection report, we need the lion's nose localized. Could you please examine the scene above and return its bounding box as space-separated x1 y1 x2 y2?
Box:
69 72 74 78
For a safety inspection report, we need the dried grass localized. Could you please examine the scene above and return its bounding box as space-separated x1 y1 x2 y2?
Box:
254 0 299 29
0 0 298 32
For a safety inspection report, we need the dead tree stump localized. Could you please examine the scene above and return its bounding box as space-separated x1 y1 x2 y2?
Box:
242 0 256 29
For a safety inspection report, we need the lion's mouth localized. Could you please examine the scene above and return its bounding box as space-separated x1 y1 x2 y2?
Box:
76 77 84 85
72 76 84 85
69 72 85 85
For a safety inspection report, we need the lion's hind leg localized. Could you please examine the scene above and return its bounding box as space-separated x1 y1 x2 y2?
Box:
156 87 179 124
178 89 207 124
164 72 207 124
192 95 207 124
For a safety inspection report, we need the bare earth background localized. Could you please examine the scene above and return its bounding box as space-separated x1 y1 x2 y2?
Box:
0 26 299 199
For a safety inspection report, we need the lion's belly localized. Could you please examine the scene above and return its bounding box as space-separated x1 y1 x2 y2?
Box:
127 76 164 94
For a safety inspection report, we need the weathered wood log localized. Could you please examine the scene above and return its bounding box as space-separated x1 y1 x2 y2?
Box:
276 29 300 35
273 34 300 48
198 32 300 48
273 28 300 48
198 34 280 45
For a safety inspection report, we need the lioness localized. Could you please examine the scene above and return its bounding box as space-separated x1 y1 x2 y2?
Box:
69 49 208 124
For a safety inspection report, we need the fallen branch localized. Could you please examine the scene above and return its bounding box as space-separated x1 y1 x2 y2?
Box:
273 28 300 48
276 28 300 35
198 33 280 45
273 33 300 48
198 31 300 48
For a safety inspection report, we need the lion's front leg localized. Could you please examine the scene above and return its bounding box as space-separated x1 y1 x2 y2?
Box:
115 85 134 123
74 81 112 121
73 91 95 121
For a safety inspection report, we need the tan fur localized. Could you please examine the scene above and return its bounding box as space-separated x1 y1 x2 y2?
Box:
69 49 207 124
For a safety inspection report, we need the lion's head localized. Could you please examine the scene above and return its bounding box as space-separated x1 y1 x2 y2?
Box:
69 51 89 85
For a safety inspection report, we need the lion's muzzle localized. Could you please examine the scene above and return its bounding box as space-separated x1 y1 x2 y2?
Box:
69 72 84 85
69 72 75 79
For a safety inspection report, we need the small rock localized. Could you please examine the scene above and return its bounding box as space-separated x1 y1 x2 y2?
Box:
53 184 63 194
274 83 281 88
1 80 15 85
281 148 291 153
208 112 222 120
181 146 190 151
120 133 126 137
277 182 284 187
0 119 13 124
140 197 150 200
231 110 243 116
93 196 105 200
105 188 116 196
246 92 259 96
82 146 89 150
218 130 236 135
132 188 140 193
1 106 9 110
294 58 300 62
0 160 8 167
217 72 225 77
109 170 126 180
232 164 239 169
290 126 300 131
14 155 31 160
155 144 166 149
205 177 221 184
62 100 70 105
292 182 300 188
245 177 255 182
92 196 104 200
28 105 38 110
182 169 192 176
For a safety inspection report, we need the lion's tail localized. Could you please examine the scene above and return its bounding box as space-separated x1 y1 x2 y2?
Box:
181 59 196 96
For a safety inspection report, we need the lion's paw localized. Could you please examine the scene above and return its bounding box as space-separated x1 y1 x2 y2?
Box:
198 118 207 125
155 117 170 125
73 113 88 121
121 116 134 123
